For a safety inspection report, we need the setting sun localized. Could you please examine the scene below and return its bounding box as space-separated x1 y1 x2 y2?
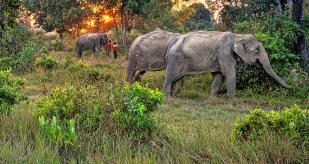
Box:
80 28 87 34
102 15 112 23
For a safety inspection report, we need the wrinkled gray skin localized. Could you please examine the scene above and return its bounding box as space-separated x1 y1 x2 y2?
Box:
76 33 108 58
127 30 180 83
162 31 290 98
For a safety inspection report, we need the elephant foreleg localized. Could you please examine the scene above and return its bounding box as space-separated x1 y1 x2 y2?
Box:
220 55 236 98
225 69 236 98
93 46 99 56
211 72 224 96
77 49 83 58
134 71 146 82
171 77 184 96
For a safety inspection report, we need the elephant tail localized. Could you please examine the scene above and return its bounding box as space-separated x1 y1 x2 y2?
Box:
164 34 180 63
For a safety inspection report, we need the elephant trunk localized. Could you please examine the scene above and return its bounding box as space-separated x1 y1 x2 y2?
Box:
258 45 291 88
126 58 136 84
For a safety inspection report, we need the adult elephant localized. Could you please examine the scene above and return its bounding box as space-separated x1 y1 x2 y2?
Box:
76 33 108 58
126 29 180 83
162 31 290 98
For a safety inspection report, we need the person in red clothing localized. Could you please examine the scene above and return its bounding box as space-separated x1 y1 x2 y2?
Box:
112 42 120 59
105 40 113 57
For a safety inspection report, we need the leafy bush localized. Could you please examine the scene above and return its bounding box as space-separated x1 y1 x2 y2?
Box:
39 116 77 146
36 55 59 69
232 105 309 148
0 24 31 55
111 83 164 139
0 70 23 115
67 62 110 82
0 43 38 74
35 86 103 132
47 38 64 51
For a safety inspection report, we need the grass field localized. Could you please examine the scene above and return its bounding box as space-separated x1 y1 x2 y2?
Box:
0 50 308 163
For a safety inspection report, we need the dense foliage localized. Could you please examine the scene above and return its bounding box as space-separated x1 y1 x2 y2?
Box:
24 0 83 37
232 105 309 148
0 70 23 115
112 83 165 139
0 0 21 38
35 86 103 132
183 3 213 31
206 0 278 28
0 24 38 74
0 43 38 74
36 55 59 70
0 24 32 55
66 61 112 83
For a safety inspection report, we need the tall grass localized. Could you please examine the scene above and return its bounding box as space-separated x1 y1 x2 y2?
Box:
0 51 308 163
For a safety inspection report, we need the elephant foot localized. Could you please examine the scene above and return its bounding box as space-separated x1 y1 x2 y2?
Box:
165 95 175 102
226 93 236 99
211 90 219 97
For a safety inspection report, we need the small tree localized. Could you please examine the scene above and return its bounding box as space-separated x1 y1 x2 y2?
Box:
0 0 21 39
24 0 83 38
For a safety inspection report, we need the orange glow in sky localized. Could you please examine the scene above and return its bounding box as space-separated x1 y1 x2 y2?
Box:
102 15 112 23
86 19 96 26
80 28 87 34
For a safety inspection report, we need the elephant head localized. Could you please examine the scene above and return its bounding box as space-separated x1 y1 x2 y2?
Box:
233 34 290 88
98 33 108 46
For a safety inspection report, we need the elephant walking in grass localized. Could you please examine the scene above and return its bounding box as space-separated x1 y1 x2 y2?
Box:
126 29 180 83
162 31 290 98
76 33 108 58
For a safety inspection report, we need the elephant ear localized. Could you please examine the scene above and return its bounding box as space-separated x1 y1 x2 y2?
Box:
233 41 246 59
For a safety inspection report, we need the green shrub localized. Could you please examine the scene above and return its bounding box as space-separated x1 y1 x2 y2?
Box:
67 62 107 82
39 116 77 146
111 83 164 139
67 44 76 52
62 55 74 67
47 38 64 51
0 43 38 74
0 70 23 115
232 105 309 148
35 86 103 132
36 55 58 69
0 24 32 55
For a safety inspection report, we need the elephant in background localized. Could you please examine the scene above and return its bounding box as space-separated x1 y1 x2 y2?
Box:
162 31 290 98
126 29 180 83
76 33 108 58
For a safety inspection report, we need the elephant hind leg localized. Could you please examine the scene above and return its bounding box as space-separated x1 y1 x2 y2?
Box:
211 72 224 96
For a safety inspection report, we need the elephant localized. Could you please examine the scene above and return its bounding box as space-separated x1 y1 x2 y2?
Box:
126 29 180 83
162 31 290 98
76 33 108 58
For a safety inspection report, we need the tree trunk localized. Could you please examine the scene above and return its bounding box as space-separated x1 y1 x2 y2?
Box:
292 0 309 73
120 0 127 46
277 0 283 12
112 10 120 43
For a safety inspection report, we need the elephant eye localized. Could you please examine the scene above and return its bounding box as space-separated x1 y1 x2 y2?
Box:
254 47 259 53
